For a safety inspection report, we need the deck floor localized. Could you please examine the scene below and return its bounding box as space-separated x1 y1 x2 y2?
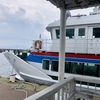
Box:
1 77 100 100
0 77 48 100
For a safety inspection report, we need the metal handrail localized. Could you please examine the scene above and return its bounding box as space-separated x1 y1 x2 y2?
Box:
24 75 100 100
31 39 100 54
24 76 75 100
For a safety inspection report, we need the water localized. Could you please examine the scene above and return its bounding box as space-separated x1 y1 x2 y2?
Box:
0 53 16 78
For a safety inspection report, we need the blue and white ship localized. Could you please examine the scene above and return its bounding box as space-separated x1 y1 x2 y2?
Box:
3 8 100 85
27 9 100 80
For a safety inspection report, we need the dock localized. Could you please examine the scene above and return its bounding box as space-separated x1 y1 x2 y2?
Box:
0 77 48 100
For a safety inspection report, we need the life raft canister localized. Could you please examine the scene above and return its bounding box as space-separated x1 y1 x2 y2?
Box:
34 40 42 50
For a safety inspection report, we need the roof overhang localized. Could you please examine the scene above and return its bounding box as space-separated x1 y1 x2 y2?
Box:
47 0 100 10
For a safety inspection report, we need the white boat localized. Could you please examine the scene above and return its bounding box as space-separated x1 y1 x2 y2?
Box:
3 7 100 85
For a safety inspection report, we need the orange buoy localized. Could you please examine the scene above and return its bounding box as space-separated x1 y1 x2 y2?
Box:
34 40 42 50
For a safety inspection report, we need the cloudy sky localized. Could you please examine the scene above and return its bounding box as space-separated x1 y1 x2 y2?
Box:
0 0 93 49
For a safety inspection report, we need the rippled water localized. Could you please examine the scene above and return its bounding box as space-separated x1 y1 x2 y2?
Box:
0 53 16 78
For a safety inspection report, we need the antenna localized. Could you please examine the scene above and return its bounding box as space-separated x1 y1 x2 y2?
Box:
66 10 71 18
39 34 41 39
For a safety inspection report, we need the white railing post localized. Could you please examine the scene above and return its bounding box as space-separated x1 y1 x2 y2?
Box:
60 88 64 100
45 94 55 100
57 90 60 100
69 80 75 100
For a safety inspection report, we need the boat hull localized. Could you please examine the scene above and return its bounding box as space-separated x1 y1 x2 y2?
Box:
3 52 57 86
27 52 100 79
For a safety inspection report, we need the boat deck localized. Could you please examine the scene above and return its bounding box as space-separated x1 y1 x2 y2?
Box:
0 77 48 100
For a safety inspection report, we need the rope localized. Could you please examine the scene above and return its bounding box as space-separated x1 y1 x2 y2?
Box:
12 81 28 98
24 81 36 94
12 80 36 98
0 77 36 98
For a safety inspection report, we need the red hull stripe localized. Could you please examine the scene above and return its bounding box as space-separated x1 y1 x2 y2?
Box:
30 52 100 60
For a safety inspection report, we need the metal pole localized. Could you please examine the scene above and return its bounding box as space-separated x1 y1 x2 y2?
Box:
58 8 66 82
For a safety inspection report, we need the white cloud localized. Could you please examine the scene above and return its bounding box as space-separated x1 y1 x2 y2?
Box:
0 1 49 47
0 0 94 49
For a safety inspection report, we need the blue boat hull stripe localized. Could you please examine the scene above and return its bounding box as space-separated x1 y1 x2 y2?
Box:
26 54 100 64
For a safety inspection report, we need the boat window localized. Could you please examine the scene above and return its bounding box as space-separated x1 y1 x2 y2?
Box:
56 29 75 39
97 65 100 77
49 75 58 80
93 28 100 38
70 62 83 75
42 60 49 70
56 29 60 39
66 29 74 39
51 61 58 72
78 28 85 38
65 62 70 73
83 63 97 76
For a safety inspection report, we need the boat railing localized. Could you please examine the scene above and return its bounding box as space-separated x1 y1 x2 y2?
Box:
24 75 100 100
32 38 100 54
32 39 53 51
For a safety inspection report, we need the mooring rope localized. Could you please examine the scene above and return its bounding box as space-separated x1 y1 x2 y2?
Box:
12 80 36 98
24 81 36 94
12 81 28 98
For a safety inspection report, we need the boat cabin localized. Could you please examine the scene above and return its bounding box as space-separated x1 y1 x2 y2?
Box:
46 12 100 54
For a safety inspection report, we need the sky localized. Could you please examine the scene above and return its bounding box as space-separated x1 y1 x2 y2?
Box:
0 0 94 49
